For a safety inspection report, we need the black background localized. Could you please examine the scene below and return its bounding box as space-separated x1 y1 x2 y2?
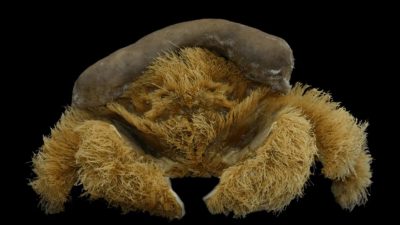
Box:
8 3 395 224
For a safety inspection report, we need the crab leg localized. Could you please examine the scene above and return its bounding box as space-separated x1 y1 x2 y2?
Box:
74 120 185 219
204 106 318 217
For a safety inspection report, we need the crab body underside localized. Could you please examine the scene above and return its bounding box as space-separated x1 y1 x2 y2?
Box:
31 48 371 219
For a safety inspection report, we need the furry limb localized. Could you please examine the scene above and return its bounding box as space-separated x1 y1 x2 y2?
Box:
30 108 93 213
74 120 185 219
204 106 317 217
283 84 372 210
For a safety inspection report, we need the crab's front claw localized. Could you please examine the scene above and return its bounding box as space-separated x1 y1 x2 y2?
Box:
74 120 185 219
204 107 318 217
